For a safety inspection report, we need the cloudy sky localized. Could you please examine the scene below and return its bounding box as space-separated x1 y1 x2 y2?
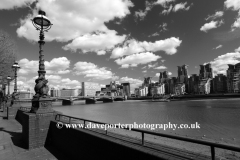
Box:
1 0 240 91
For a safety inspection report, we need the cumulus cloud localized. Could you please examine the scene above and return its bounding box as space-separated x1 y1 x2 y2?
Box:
61 78 80 86
73 61 118 80
149 23 168 37
0 0 35 10
200 20 224 32
17 74 81 90
18 57 71 75
148 62 158 68
135 0 190 19
155 0 175 7
224 0 240 10
148 32 160 37
111 37 182 59
206 11 224 20
154 66 167 69
115 52 161 68
119 76 143 90
16 0 133 54
18 59 38 75
224 0 240 30
207 52 240 75
97 50 106 56
155 73 160 77
168 72 172 75
235 46 240 52
46 75 62 84
162 5 173 15
142 70 147 73
173 2 190 12
161 1 191 15
62 30 125 53
213 45 223 50
134 1 152 20
159 23 168 31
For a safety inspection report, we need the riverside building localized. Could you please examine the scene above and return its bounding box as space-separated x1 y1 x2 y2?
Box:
213 74 227 93
227 63 240 93
198 63 213 94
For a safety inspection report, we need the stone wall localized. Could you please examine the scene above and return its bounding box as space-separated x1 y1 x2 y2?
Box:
45 121 162 160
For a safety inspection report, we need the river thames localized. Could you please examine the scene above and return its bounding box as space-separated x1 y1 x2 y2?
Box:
52 98 240 147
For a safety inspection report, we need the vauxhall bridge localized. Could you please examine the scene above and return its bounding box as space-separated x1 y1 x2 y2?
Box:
52 95 127 105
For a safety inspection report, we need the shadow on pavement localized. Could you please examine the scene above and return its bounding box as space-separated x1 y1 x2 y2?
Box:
0 127 27 149
45 145 70 160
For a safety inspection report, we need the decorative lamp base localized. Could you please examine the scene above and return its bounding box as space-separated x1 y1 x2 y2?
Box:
30 97 54 114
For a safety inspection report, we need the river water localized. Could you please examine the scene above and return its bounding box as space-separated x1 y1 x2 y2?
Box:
52 98 240 146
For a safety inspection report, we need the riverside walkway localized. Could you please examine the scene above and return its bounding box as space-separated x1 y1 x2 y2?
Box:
0 108 67 160
1 106 239 160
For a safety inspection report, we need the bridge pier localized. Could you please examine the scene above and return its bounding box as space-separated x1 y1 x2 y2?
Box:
62 100 74 105
102 97 114 103
85 98 97 104
114 97 124 101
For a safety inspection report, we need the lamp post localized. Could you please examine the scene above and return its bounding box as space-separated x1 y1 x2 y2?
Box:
7 76 11 95
12 61 20 93
31 10 53 113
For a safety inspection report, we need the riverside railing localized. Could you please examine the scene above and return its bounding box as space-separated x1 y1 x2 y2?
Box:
20 107 31 111
55 114 240 160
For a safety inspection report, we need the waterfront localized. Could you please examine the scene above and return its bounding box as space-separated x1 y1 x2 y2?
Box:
52 98 240 147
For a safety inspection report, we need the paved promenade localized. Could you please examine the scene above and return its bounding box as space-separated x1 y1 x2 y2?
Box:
0 108 66 160
0 107 229 160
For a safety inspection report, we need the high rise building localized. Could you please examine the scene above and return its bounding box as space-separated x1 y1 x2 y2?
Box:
189 74 199 94
169 77 177 94
82 82 101 96
159 71 170 94
121 82 130 96
177 64 188 77
198 63 213 94
199 63 213 79
176 64 189 93
227 63 240 93
60 89 80 97
213 74 227 93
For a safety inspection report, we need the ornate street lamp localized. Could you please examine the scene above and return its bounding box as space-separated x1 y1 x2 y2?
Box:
7 76 11 95
30 10 53 113
3 80 7 96
12 61 20 93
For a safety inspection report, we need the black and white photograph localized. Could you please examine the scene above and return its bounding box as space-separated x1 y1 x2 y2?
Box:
0 0 240 159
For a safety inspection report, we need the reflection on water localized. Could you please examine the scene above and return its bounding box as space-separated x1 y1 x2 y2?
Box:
52 99 240 146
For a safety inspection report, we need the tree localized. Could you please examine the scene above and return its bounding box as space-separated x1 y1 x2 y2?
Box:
0 29 18 82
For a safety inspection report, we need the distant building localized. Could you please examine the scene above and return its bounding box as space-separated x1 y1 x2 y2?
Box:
134 88 140 97
198 63 213 94
176 64 189 93
60 89 80 97
82 82 101 96
50 88 61 97
189 74 199 94
18 91 33 99
199 63 213 79
159 71 170 94
198 79 211 94
213 74 227 93
122 82 130 96
175 83 185 95
151 83 165 96
227 63 240 93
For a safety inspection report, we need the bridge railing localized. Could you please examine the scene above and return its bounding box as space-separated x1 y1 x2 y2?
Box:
55 114 240 160
20 107 31 111
56 95 124 99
